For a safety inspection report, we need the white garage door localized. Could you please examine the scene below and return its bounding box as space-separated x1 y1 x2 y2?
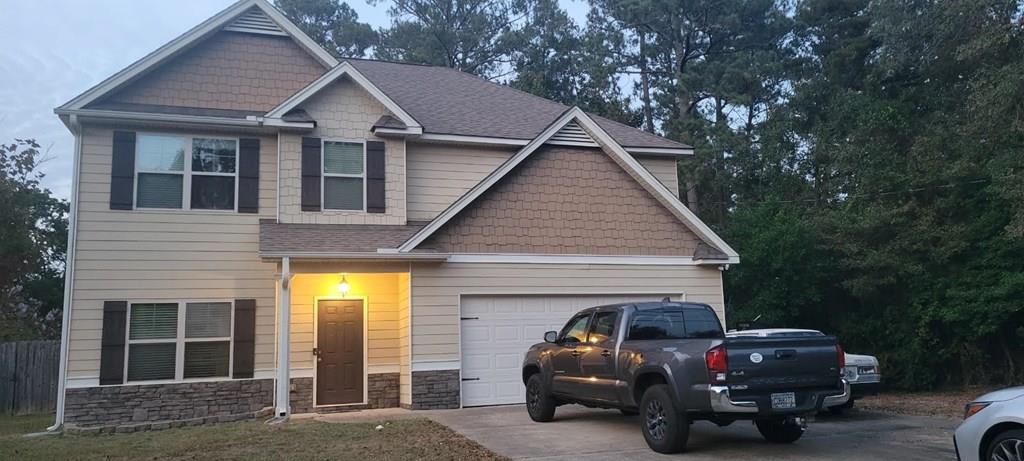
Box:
459 293 678 407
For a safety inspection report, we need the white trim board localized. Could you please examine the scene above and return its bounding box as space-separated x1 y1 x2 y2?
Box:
446 254 714 266
411 361 461 372
56 0 337 112
414 132 692 156
265 61 422 131
397 107 739 260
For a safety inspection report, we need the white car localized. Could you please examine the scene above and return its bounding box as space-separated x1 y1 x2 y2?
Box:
725 328 881 411
954 386 1024 461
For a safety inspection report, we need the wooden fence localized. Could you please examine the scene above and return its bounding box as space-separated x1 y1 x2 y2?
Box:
0 341 59 415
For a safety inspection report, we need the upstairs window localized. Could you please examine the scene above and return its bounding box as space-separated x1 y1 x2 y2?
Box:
322 140 365 211
135 134 238 211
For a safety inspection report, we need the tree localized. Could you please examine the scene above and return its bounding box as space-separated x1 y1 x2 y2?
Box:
372 0 530 78
0 139 68 340
276 0 377 57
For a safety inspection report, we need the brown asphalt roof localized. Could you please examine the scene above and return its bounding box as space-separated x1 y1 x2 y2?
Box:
345 59 690 150
259 220 427 255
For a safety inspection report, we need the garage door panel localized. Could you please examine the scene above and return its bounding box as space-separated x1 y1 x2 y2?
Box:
460 293 676 407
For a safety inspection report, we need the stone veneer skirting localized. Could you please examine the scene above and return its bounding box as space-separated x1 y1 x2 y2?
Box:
290 373 400 413
409 370 460 409
64 379 274 432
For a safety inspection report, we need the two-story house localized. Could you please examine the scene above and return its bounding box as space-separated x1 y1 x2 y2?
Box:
51 0 738 432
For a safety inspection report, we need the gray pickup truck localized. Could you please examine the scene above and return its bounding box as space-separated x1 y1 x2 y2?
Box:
521 301 850 453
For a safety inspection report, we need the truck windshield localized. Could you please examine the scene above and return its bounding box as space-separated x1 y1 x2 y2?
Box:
627 308 724 340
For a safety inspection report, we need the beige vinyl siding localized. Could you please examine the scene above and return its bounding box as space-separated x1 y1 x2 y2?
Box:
67 125 278 381
405 142 516 221
287 273 403 373
278 78 407 225
398 272 411 405
636 156 679 196
409 263 725 363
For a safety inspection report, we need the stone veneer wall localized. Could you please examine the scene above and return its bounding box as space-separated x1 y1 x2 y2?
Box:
289 373 399 413
409 370 460 409
64 379 273 430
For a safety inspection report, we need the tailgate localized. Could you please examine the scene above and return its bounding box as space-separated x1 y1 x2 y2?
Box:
724 336 840 392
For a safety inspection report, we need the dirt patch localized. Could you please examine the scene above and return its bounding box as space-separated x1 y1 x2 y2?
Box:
857 388 996 419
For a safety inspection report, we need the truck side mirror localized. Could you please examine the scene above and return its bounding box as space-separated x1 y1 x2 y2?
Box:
544 331 558 343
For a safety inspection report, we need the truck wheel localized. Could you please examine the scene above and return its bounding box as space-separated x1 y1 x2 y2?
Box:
525 374 556 422
639 384 689 453
755 418 805 443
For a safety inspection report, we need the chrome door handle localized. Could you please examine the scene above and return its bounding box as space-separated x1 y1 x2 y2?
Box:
570 350 582 357
601 350 611 357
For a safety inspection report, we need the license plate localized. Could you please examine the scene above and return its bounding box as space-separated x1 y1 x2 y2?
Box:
771 392 796 409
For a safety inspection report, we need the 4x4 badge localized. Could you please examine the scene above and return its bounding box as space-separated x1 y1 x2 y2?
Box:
749 353 764 363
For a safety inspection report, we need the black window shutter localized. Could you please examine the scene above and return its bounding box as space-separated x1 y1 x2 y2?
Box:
99 301 128 385
237 138 260 213
366 141 386 213
233 299 256 379
110 131 136 210
301 137 322 211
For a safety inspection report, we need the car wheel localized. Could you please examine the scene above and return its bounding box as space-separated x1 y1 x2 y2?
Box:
987 429 1024 461
525 374 556 422
639 384 689 453
620 409 639 416
755 418 805 443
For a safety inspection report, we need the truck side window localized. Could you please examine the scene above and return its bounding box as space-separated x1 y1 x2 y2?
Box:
628 310 685 340
587 311 618 344
682 309 724 339
560 314 591 344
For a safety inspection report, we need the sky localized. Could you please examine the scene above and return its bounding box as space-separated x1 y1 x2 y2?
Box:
0 0 589 200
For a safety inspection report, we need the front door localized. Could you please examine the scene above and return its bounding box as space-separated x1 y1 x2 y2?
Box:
316 299 364 406
577 310 621 403
550 313 590 396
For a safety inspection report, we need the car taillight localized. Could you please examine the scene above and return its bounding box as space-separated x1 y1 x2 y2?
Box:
705 345 728 384
837 344 845 372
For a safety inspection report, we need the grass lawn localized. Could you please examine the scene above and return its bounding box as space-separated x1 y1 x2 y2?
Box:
0 413 53 437
0 417 509 461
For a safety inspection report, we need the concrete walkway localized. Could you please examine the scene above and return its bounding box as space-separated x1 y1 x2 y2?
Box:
318 404 958 460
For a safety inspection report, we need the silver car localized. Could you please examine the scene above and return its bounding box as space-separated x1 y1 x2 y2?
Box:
954 386 1024 461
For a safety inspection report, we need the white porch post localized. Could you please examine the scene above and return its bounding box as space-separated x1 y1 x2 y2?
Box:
275 256 292 417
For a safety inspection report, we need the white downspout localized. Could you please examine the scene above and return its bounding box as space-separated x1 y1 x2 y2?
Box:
49 115 82 431
274 256 292 418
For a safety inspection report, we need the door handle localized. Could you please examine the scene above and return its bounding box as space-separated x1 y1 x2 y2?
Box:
570 350 582 357
601 350 612 357
313 348 322 362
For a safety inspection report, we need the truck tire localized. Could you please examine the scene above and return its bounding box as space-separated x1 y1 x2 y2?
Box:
755 418 805 443
525 374 556 422
639 384 689 453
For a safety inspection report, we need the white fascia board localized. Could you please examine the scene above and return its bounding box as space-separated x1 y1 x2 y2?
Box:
372 126 424 136
415 133 530 147
264 62 422 130
446 254 700 265
626 146 695 156
261 251 449 260
398 106 739 260
55 108 261 128
57 0 337 112
416 132 690 156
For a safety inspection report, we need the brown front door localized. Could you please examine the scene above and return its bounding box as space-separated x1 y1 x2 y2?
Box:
316 299 364 405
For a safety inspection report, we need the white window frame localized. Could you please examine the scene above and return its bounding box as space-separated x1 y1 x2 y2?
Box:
320 138 367 212
134 133 240 212
123 300 235 385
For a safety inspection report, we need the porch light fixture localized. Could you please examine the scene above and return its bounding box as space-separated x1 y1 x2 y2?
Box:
337 274 351 295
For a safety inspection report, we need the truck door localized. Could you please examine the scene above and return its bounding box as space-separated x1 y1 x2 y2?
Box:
551 313 590 395
577 310 622 403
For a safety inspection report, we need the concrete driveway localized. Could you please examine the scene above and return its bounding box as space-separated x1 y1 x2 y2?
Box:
423 405 958 460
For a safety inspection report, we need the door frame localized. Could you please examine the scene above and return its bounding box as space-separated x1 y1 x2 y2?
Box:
456 291 686 408
313 295 369 407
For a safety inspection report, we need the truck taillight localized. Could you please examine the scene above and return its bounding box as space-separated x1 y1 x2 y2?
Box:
705 345 728 384
837 344 845 371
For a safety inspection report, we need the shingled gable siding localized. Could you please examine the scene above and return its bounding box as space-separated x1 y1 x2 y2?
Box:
405 143 681 222
278 78 406 225
423 146 701 255
66 125 278 382
102 31 325 112
409 263 726 363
